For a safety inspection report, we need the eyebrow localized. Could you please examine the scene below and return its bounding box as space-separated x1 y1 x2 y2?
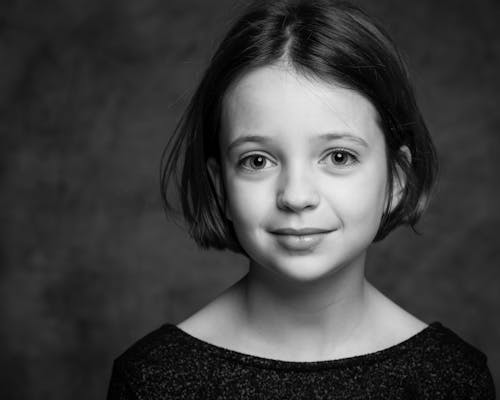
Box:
226 132 369 154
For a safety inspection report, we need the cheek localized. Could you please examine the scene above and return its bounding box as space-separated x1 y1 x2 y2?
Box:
223 172 275 226
327 168 388 226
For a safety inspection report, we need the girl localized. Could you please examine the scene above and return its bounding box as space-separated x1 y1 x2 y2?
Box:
107 0 495 398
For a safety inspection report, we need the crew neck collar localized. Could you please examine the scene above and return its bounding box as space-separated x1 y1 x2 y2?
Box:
165 321 443 371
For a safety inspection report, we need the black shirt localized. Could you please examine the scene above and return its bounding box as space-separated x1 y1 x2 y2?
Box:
107 321 495 399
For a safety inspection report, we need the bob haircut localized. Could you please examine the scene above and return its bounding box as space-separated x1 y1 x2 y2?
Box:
161 0 438 254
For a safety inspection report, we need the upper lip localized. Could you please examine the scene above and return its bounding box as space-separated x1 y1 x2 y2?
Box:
270 227 333 235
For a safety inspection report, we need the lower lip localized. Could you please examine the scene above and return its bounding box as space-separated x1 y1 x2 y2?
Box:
272 233 330 252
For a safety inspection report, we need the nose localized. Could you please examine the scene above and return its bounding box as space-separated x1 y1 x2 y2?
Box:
276 164 320 212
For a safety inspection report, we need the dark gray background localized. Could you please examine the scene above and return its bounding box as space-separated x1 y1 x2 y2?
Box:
1 0 499 398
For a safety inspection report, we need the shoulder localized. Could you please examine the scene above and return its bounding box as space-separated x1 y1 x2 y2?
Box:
418 322 487 368
114 323 183 367
410 322 495 399
109 323 213 398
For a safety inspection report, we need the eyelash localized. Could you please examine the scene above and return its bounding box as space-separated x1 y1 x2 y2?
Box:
320 148 359 167
237 149 359 172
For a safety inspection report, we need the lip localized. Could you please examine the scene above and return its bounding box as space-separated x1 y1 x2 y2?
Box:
269 227 334 252
270 227 334 235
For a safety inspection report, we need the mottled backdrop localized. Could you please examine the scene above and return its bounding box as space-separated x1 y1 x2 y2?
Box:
0 0 499 398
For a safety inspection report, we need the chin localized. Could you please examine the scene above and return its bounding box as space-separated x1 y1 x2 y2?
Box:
252 252 347 284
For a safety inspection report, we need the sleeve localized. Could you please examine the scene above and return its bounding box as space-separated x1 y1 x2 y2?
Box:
106 360 139 400
469 360 495 400
475 363 496 400
448 356 496 400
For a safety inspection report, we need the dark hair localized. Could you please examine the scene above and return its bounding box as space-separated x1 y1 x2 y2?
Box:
161 0 438 254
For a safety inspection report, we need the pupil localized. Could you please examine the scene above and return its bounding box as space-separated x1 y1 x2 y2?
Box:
253 156 264 168
334 152 345 163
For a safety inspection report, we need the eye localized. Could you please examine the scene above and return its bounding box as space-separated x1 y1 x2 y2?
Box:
238 154 275 172
322 149 358 167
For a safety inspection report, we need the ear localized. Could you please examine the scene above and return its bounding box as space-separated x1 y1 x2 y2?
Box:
207 157 232 221
387 145 411 213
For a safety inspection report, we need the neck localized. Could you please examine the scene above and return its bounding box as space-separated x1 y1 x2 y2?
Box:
235 253 373 359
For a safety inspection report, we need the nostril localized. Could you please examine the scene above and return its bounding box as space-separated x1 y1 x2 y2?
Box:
276 168 320 211
276 188 320 212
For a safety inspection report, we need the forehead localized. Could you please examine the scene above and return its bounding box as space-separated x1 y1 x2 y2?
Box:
220 65 383 150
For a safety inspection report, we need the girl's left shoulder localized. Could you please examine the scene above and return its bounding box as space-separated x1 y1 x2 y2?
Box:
419 322 488 365
409 321 495 398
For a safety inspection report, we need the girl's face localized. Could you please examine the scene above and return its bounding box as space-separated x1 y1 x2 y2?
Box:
210 65 394 282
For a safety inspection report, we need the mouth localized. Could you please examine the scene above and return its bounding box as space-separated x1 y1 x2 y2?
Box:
270 227 334 235
269 227 334 251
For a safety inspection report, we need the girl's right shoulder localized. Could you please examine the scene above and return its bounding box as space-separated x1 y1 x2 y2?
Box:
107 323 212 399
112 322 196 370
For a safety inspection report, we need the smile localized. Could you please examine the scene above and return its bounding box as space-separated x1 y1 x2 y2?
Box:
270 231 332 252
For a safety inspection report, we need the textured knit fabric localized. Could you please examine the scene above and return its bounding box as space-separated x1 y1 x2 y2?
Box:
107 321 495 399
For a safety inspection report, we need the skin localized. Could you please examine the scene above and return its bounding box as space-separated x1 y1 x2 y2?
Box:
179 64 426 362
